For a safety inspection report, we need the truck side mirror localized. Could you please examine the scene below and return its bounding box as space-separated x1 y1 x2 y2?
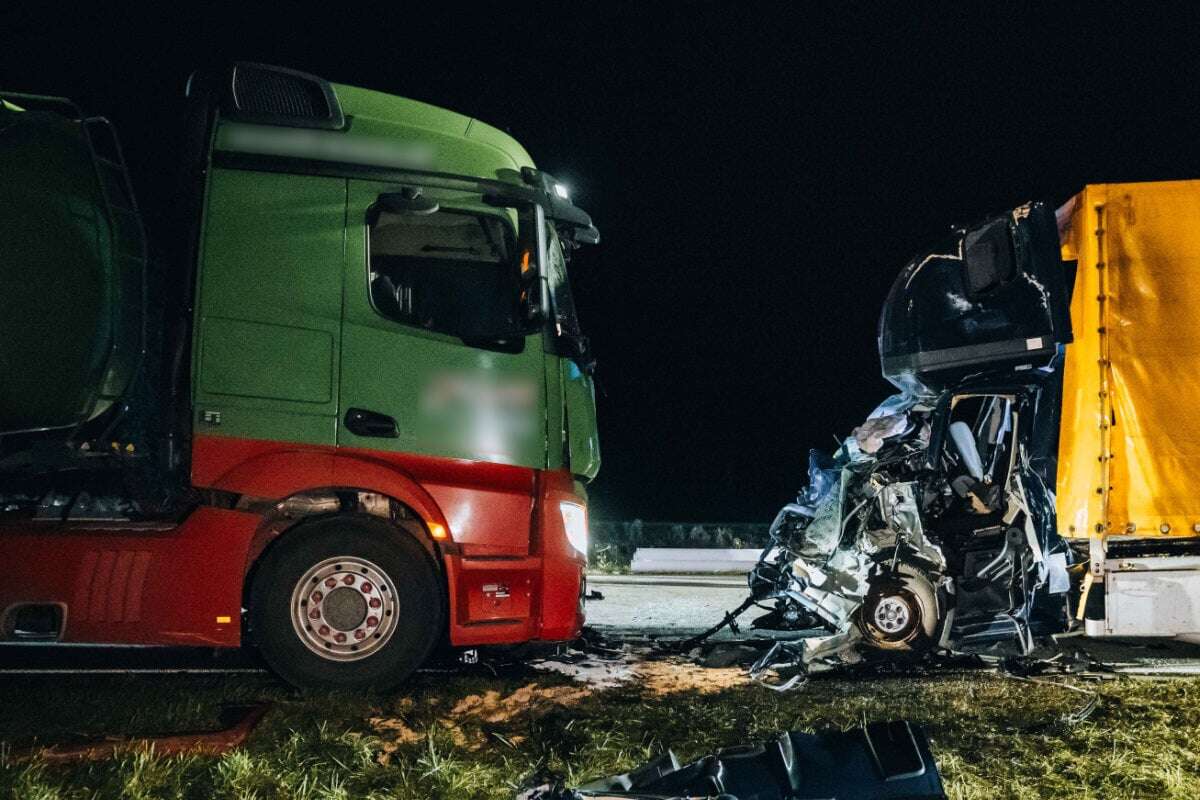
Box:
565 224 600 246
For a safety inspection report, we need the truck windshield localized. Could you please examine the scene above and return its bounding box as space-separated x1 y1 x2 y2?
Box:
369 207 529 340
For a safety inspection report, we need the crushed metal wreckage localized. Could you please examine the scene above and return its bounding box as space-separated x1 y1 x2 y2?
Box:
517 719 945 800
688 201 1081 685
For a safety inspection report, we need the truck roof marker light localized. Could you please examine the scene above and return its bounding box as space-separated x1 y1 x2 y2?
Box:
1160 523 1172 534
428 521 448 540
521 250 532 273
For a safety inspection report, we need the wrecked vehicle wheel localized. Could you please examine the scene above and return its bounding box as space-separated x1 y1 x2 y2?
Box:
859 572 937 651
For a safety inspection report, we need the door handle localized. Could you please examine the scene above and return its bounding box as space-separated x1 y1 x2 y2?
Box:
344 408 399 438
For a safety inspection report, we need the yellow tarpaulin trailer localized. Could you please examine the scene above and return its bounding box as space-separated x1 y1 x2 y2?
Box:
1059 180 1200 538
1058 180 1200 638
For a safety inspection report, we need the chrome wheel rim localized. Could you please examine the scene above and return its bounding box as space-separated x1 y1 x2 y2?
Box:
290 556 398 661
873 596 911 634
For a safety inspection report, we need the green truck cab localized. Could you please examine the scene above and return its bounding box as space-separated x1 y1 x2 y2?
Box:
0 64 600 688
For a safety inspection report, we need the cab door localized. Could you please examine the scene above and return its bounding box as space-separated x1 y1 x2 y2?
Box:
338 181 547 555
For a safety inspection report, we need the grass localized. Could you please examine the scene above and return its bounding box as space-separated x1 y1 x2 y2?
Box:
2 663 1200 799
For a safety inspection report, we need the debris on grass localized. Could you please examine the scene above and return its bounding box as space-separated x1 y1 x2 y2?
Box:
525 629 640 688
6 662 1200 799
450 684 593 724
519 719 946 800
370 680 595 757
11 703 270 763
527 647 636 688
635 657 749 695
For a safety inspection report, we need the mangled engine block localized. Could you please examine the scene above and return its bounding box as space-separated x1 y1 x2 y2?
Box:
748 393 1070 674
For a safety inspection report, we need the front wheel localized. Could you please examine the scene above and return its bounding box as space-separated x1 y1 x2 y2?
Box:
249 514 444 689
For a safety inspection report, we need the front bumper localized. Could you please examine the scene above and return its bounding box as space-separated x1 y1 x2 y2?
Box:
444 470 586 646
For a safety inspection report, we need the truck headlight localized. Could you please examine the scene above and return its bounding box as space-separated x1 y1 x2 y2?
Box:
559 501 588 559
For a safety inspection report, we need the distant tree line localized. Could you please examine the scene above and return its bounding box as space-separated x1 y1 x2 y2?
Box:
589 520 770 572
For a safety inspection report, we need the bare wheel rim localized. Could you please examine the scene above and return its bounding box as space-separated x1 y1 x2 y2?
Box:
290 555 399 662
873 595 912 635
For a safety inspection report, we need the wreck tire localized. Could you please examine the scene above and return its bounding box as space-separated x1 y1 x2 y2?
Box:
858 570 939 652
249 515 443 690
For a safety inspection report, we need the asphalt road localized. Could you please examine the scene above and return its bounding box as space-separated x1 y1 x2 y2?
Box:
0 574 757 673
5 573 1200 674
584 572 1200 672
585 573 751 637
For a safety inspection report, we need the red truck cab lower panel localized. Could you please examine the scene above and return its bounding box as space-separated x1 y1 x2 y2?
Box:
0 439 585 650
0 507 258 647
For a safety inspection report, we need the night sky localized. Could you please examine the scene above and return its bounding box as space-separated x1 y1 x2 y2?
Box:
5 4 1200 522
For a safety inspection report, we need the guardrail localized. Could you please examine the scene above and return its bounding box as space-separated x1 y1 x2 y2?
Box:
629 547 768 574
591 520 770 571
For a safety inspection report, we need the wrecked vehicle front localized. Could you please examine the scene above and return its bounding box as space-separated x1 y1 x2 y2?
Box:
749 201 1077 674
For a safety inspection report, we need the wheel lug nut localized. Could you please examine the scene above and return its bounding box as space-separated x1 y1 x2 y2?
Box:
311 591 323 603
343 575 355 585
354 630 366 640
361 582 373 594
318 625 330 636
366 615 379 627
325 578 337 588
369 597 381 609
334 632 347 643
309 609 321 620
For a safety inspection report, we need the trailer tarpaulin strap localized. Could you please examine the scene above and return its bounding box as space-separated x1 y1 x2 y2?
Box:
1058 180 1200 538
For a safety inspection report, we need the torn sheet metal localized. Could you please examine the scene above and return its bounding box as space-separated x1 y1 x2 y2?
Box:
518 720 945 800
745 385 1074 679
734 202 1079 683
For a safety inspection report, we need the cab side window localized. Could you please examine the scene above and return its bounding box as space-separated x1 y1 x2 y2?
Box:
369 208 523 340
944 394 1016 515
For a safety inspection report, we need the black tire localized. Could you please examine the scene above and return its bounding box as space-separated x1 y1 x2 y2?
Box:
249 514 443 690
857 566 939 653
